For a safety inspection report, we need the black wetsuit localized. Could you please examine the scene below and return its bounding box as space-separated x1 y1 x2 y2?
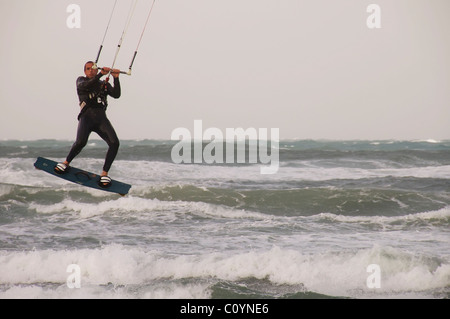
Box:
66 73 121 173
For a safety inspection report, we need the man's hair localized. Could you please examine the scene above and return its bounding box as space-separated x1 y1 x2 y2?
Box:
84 61 95 71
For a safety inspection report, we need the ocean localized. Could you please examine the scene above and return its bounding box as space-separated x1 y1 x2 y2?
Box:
0 139 449 299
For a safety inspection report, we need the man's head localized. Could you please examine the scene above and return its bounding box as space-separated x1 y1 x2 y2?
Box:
84 61 98 79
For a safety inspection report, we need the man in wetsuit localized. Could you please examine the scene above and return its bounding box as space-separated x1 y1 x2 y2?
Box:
54 61 121 188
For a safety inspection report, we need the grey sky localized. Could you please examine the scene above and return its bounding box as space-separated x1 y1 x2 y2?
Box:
1 0 449 140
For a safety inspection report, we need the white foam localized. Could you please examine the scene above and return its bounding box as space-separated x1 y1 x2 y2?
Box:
0 244 448 298
415 139 440 144
1 157 449 192
28 195 267 221
119 160 450 183
0 158 68 188
316 206 450 225
0 184 15 197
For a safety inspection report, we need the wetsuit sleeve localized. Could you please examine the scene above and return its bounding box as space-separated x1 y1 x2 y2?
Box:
107 77 121 99
76 73 103 90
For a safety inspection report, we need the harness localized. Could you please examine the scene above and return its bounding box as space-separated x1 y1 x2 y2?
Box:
90 80 109 109
77 78 109 120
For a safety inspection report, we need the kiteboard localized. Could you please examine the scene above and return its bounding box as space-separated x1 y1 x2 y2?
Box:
34 157 131 196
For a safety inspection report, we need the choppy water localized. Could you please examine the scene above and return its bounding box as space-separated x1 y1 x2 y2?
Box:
0 139 449 298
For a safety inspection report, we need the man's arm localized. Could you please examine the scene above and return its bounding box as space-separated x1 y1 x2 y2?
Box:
76 72 103 90
107 70 121 99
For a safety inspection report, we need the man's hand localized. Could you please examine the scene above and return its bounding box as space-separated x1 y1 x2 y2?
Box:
100 67 120 78
100 67 110 76
111 69 120 78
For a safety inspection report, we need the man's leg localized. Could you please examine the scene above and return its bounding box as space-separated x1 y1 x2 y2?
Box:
95 117 120 176
66 117 91 165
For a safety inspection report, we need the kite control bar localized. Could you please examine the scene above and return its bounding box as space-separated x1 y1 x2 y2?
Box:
103 68 132 76
119 69 132 76
92 65 132 76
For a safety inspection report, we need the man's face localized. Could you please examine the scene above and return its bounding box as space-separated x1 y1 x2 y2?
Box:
84 63 98 79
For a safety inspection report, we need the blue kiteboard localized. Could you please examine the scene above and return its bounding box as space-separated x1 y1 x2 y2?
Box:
34 157 131 196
